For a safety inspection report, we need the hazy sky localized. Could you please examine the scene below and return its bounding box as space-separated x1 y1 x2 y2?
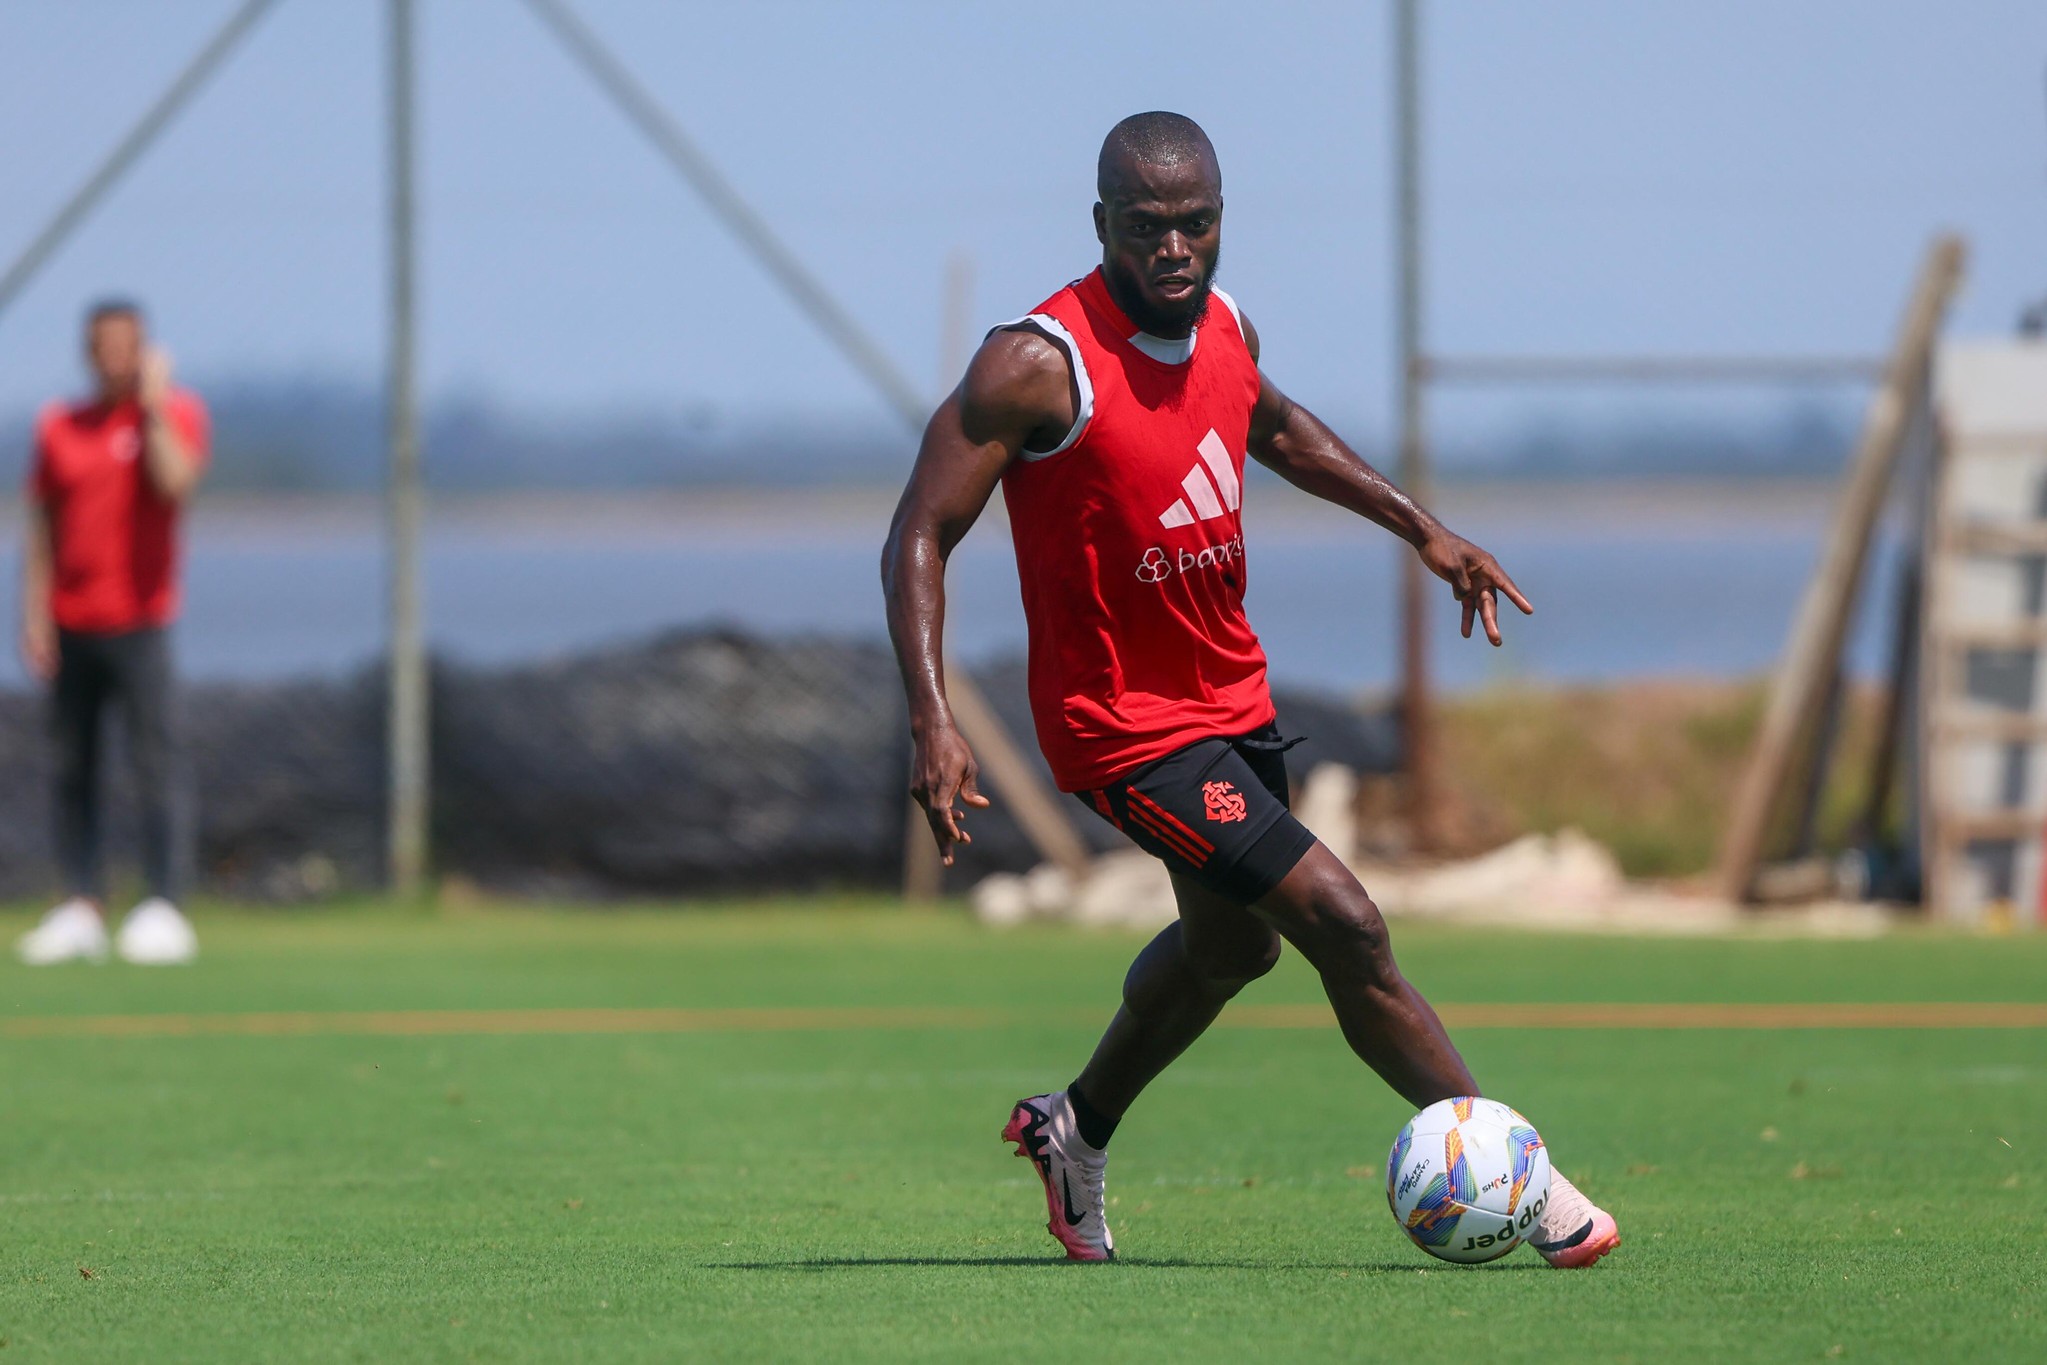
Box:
1 0 2042 445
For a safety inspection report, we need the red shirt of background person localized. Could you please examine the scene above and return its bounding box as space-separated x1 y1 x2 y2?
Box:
31 386 208 635
19 307 208 674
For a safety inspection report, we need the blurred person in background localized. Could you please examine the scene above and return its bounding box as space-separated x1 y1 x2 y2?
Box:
15 300 207 965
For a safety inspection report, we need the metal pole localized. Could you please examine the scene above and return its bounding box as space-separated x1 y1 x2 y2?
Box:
1394 0 1438 849
386 0 429 895
0 0 278 322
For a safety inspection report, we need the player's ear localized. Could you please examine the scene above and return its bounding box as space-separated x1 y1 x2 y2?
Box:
1092 202 1107 245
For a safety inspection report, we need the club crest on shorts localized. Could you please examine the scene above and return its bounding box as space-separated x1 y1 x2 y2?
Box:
1202 779 1248 823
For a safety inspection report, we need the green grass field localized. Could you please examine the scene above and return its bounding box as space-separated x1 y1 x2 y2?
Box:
3 901 2043 1363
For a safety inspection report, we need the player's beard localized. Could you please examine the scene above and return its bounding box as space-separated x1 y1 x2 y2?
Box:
1108 245 1219 337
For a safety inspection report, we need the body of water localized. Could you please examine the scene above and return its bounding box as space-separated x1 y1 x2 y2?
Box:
0 483 1904 695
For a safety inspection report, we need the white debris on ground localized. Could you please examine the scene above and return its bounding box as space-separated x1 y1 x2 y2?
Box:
971 849 1176 931
970 763 1899 939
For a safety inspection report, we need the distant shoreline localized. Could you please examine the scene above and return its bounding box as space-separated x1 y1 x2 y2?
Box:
0 475 1893 695
0 476 1858 542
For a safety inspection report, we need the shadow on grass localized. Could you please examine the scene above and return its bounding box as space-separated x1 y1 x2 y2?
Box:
711 1255 1540 1273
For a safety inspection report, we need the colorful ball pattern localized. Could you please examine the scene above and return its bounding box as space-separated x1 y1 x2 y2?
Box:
1385 1096 1552 1263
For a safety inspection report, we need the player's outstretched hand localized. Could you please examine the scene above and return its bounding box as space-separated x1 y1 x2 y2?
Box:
910 721 993 866
1417 530 1533 647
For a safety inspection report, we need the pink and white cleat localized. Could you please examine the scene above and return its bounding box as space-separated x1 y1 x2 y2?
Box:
1529 1170 1620 1268
1002 1093 1114 1262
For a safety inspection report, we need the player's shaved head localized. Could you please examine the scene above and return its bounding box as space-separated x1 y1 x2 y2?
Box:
1096 111 1220 203
1092 113 1225 338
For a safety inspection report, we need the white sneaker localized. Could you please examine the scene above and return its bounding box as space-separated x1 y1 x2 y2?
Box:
1002 1092 1115 1261
116 898 198 965
15 898 110 965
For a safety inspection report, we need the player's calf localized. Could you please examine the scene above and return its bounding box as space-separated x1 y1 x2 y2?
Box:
1257 845 1480 1108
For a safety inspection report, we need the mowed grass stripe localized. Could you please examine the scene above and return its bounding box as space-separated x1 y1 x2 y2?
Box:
3 1000 2044 1039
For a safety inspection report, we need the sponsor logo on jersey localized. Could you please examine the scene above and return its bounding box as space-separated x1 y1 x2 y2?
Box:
1133 535 1245 585
1158 428 1243 528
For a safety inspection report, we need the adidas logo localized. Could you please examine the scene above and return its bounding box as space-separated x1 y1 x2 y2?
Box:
1159 429 1243 528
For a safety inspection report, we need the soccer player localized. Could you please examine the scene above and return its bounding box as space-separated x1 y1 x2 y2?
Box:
15 300 207 966
881 113 1618 1266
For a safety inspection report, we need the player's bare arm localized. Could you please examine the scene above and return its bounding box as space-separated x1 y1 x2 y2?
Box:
881 328 1076 864
1240 314 1533 646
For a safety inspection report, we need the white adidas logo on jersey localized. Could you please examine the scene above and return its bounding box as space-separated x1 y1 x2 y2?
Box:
1159 429 1243 528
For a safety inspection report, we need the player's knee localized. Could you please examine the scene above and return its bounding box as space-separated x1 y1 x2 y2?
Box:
1290 875 1396 984
1188 928 1281 992
1325 901 1393 978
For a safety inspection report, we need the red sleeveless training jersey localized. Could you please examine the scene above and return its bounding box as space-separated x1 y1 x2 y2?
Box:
998 267 1275 791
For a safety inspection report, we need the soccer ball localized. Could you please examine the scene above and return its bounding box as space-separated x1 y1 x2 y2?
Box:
1385 1096 1551 1263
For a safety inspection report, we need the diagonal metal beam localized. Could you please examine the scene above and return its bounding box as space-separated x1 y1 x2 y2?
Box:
0 0 281 322
520 0 929 428
522 0 1092 885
